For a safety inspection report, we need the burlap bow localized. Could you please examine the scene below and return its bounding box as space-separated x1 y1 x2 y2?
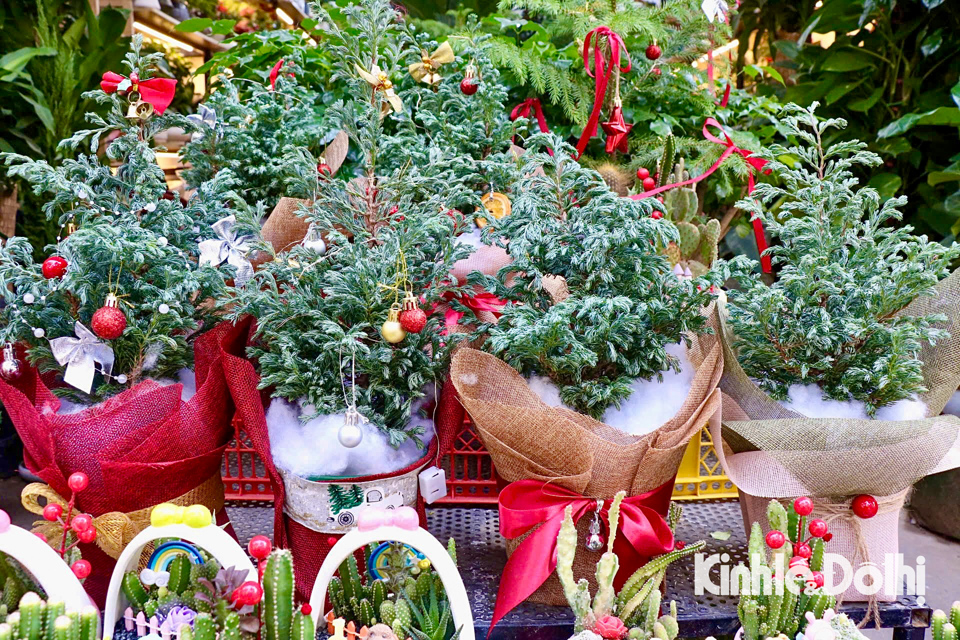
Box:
21 474 226 559
50 321 115 394
356 64 404 116
408 41 455 85
199 215 254 286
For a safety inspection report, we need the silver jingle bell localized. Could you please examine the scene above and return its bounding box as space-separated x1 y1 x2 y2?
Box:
585 530 605 552
0 345 21 382
585 498 606 552
338 406 366 448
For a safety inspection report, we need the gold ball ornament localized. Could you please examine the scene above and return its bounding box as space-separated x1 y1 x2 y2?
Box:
381 303 406 343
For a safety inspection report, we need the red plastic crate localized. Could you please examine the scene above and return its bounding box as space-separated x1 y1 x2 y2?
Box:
222 416 274 500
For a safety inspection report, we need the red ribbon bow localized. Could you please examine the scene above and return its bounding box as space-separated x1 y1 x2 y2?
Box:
574 27 631 159
438 291 507 331
489 479 675 635
100 72 177 115
510 98 553 156
630 117 773 273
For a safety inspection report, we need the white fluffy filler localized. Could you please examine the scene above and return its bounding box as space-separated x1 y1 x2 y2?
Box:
266 388 437 479
53 368 197 415
779 383 927 421
527 342 694 435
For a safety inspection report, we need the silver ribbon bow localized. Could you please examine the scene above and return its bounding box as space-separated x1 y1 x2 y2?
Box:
701 0 728 22
186 104 219 142
50 322 115 394
198 215 254 286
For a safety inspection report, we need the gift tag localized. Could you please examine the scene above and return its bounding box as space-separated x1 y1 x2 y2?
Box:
63 352 96 394
418 466 447 504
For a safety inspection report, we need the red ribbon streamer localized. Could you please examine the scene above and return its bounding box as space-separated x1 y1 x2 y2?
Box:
489 479 675 635
100 72 177 115
269 58 284 90
630 118 773 273
510 98 553 155
574 27 631 159
440 291 507 330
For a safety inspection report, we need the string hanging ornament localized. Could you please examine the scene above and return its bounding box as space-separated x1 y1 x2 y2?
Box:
338 344 368 448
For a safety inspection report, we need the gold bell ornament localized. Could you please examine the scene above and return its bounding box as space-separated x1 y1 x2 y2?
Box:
126 92 155 121
381 303 407 344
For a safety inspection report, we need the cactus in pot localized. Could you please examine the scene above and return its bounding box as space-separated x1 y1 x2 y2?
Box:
261 551 314 640
660 157 720 279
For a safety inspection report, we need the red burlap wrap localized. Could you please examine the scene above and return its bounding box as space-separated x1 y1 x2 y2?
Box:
0 323 240 606
450 304 724 605
214 317 462 600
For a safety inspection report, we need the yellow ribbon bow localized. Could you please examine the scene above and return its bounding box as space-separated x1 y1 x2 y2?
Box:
356 64 404 116
408 41 455 85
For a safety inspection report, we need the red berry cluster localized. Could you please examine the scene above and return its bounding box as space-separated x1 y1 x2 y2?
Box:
763 496 833 588
41 472 96 578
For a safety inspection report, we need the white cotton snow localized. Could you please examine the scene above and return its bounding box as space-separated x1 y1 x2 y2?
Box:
527 342 695 435
266 389 437 480
454 228 486 251
779 383 928 421
51 368 197 415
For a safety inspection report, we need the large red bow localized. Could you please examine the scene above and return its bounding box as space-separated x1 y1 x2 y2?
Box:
574 27 631 159
630 117 773 273
100 71 177 115
489 479 675 635
510 98 553 156
438 291 507 330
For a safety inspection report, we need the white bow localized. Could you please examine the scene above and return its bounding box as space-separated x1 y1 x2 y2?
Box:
187 104 219 142
49 322 115 394
702 0 728 22
198 215 254 286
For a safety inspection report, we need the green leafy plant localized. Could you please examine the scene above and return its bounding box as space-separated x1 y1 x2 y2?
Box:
726 103 960 414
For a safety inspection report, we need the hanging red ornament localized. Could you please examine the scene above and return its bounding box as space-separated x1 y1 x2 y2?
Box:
652 68 662 76
92 293 127 340
460 64 479 95
42 256 68 279
317 162 332 176
600 102 632 155
636 167 650 180
851 494 879 519
645 43 662 60
1 344 21 382
399 292 426 333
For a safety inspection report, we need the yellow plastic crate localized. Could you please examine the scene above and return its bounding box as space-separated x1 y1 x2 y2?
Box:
672 424 737 500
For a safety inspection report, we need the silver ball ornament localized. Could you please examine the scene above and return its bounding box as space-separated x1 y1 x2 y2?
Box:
338 421 363 448
0 357 22 382
303 236 326 254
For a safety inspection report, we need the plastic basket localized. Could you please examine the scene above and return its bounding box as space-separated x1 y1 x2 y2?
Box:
222 415 274 500
435 415 500 505
671 423 737 500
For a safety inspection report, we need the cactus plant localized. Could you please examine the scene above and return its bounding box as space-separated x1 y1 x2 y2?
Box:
658 157 721 278
1 595 95 640
933 604 960 640
596 163 633 197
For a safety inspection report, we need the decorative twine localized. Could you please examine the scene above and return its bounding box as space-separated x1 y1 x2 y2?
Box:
22 474 225 559
818 489 909 629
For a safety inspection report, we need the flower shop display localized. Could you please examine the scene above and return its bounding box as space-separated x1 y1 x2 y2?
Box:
103 503 257 640
553 494 702 640
309 506 472 640
452 134 750 610
711 103 960 606
0 38 248 603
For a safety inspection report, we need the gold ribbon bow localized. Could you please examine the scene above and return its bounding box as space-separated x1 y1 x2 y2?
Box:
21 474 225 559
356 64 404 116
408 41 455 85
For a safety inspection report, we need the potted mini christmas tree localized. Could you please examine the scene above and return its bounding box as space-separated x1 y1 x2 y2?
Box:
0 36 249 604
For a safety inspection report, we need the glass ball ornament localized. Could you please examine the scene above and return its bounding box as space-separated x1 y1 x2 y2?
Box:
158 304 170 314
381 304 406 344
33 328 44 338
338 407 365 448
0 345 21 382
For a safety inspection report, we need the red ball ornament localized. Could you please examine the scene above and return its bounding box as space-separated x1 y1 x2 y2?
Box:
399 308 427 334
71 560 92 579
301 604 313 616
317 163 332 177
793 496 814 516
788 556 809 568
42 504 63 522
460 78 479 95
78 526 97 544
808 518 828 538
651 211 664 220
636 167 650 180
234 581 264 606
42 256 68 279
92 294 127 340
68 471 89 493
71 513 93 533
795 542 812 559
652 68 662 76
810 570 825 588
642 177 656 191
765 530 786 549
248 534 272 560
852 494 879 519
645 43 662 60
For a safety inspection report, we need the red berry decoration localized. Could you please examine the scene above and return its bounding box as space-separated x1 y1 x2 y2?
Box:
460 78 479 95
129 72 139 85
651 211 664 220
248 534 272 560
808 518 828 538
78 527 97 544
399 308 427 334
71 560 92 579
674 540 685 550
823 532 833 543
317 163 332 176
652 68 662 76
788 556 809 568
795 542 812 559
810 570 825 588
42 504 63 522
71 513 93 533
326 536 338 547
636 167 650 180
765 530 786 549
234 581 263 606
91 294 127 340
851 494 879 519
645 43 662 60
42 256 68 279
301 604 313 616
641 177 656 191
793 496 814 516
68 471 89 493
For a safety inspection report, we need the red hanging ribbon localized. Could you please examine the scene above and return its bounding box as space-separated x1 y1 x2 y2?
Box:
489 479 675 635
574 27 631 159
719 82 731 107
630 118 773 273
100 71 177 115
269 58 284 90
437 291 507 330
510 98 553 155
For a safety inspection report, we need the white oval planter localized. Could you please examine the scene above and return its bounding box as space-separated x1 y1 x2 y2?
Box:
0 514 97 626
102 521 255 640
308 522 475 640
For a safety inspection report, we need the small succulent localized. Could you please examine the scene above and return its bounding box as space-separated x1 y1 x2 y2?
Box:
195 568 259 633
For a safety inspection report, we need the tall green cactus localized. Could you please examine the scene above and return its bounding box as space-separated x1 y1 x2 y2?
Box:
933 604 960 640
167 555 192 595
121 572 150 610
0 596 93 640
262 551 295 640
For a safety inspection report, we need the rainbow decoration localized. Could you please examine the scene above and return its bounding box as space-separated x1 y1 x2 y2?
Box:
147 540 204 571
366 542 425 581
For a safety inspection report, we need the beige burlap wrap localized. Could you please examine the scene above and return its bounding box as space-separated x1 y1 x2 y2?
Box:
706 270 960 605
450 302 725 604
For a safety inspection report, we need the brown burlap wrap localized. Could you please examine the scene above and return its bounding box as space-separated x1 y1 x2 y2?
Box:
706 271 960 604
450 303 725 604
262 197 313 253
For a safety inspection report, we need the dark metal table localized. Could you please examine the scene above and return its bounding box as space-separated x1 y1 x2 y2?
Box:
226 501 930 640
